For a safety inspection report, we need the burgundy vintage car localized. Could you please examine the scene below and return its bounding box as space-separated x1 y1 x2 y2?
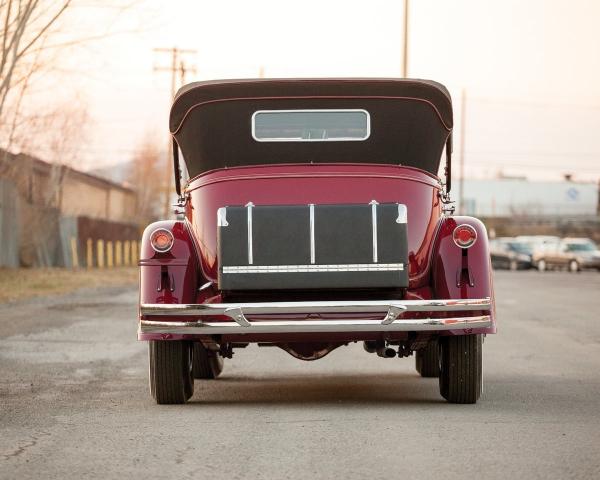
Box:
138 78 496 404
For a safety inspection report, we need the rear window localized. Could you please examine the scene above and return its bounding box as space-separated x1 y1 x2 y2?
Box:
252 109 370 142
565 241 596 252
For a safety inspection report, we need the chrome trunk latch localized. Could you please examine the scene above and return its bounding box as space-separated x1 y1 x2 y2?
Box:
217 207 229 226
439 191 455 215
442 203 456 215
173 193 190 215
395 204 408 223
380 304 408 325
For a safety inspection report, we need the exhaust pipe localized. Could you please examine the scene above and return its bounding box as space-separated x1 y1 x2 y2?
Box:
376 346 397 358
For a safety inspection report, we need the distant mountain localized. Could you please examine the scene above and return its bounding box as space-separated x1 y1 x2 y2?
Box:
87 160 133 184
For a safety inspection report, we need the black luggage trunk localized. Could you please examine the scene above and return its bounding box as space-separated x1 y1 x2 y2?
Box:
217 202 408 291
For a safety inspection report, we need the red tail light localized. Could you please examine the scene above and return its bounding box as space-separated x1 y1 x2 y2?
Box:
453 224 477 249
150 228 174 253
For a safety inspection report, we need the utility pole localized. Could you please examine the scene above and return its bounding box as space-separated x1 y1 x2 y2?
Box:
402 0 409 77
153 47 197 217
179 59 197 87
458 88 467 214
597 179 600 215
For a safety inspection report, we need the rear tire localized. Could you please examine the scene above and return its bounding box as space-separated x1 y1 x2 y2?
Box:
537 259 546 272
149 341 194 404
568 259 579 273
193 343 224 379
363 341 377 353
439 334 482 404
415 341 439 377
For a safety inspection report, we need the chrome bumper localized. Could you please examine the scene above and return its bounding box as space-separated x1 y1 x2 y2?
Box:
139 298 492 335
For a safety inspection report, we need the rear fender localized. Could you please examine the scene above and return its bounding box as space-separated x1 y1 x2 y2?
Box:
139 220 200 306
431 216 496 334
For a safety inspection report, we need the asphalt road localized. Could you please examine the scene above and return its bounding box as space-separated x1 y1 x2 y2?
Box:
1 271 599 479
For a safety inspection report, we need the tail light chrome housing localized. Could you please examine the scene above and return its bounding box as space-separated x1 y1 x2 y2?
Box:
150 228 174 253
453 224 477 249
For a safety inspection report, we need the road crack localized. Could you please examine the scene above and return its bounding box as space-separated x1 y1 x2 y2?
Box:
2 431 50 461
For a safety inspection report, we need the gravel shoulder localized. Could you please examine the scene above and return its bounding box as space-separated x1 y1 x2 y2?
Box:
0 267 137 304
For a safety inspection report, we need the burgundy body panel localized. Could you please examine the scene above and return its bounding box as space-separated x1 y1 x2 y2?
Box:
138 165 495 342
431 216 496 335
185 163 442 290
139 220 200 307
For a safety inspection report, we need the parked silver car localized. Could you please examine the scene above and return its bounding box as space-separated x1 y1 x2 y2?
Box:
533 238 600 272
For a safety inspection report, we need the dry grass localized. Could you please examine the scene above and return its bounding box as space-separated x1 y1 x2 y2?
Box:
0 267 138 304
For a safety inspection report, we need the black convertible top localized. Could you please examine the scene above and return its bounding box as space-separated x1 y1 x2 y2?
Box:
170 78 453 179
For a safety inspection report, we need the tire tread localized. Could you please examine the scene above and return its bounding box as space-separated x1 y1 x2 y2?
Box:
149 341 193 404
439 334 482 404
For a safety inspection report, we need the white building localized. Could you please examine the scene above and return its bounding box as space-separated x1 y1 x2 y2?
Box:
456 178 599 217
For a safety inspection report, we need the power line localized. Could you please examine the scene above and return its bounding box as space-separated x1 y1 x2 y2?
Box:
458 149 600 159
463 162 600 173
460 95 600 110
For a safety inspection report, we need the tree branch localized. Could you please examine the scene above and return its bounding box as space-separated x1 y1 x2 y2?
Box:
15 1 70 60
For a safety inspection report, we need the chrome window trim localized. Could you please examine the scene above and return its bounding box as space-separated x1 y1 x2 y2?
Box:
251 109 371 142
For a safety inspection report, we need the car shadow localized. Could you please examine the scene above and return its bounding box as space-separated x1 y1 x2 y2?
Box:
188 372 445 406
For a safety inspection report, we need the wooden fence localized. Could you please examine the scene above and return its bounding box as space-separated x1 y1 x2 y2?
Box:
73 238 139 268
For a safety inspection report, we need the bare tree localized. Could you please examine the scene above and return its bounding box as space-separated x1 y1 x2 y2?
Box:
128 136 163 225
0 1 72 121
1 0 142 155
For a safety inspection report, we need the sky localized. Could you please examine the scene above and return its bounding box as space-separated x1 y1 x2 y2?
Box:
41 0 600 182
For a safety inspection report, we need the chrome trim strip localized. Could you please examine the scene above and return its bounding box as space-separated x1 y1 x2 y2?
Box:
198 281 213 292
309 203 315 264
141 297 491 317
246 202 254 264
217 207 229 226
222 263 404 274
396 204 408 224
370 200 378 263
139 315 492 335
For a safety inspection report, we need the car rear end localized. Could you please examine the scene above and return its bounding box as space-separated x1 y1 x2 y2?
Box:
138 165 495 404
138 78 495 405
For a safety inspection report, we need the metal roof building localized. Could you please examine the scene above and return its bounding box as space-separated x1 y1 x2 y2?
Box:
457 178 599 217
